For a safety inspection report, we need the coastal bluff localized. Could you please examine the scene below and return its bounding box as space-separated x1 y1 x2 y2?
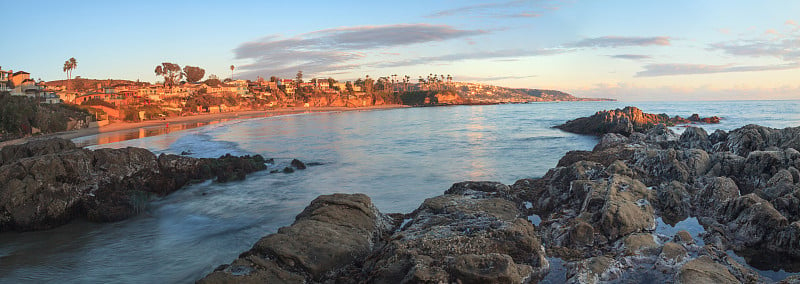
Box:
0 138 269 232
202 123 800 283
554 106 720 136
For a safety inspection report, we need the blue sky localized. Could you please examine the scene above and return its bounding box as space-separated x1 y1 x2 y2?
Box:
3 0 799 100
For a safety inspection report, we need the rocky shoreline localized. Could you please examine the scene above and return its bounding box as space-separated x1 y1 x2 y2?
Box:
202 122 800 283
0 138 286 232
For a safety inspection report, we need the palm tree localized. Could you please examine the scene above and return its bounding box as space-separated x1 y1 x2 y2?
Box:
230 65 235 80
63 57 77 90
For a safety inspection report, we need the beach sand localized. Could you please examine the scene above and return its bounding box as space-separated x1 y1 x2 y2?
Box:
0 104 408 148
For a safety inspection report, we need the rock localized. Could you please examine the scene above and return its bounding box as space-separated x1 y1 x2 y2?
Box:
644 124 679 144
445 181 511 196
726 125 800 157
622 233 659 256
554 107 720 136
631 148 690 186
594 133 630 151
676 255 738 284
680 127 711 151
566 256 621 283
290 159 306 170
692 177 740 217
450 253 534 284
592 176 655 241
364 192 549 283
720 194 788 248
673 230 695 245
0 138 77 167
656 182 691 226
0 139 267 232
282 167 294 173
199 194 393 283
657 242 688 267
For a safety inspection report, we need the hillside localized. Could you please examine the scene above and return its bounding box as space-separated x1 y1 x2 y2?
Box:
46 78 148 91
450 82 614 103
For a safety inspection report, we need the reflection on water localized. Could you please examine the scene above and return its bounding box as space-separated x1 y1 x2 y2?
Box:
1 101 799 283
727 249 800 281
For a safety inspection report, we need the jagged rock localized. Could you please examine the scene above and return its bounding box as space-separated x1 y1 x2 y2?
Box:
692 177 741 217
364 192 549 283
726 125 800 157
719 194 787 248
199 194 394 283
676 255 739 284
631 147 690 186
554 106 719 136
656 181 691 225
566 256 621 283
680 127 712 151
589 175 655 241
0 139 267 232
709 129 728 145
594 133 630 151
645 124 680 145
0 137 78 166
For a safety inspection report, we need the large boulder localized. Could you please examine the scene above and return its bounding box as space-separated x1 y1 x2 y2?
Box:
200 194 394 283
364 192 549 283
680 127 712 151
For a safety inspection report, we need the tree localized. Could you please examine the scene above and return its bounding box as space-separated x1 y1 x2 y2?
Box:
270 76 277 82
294 70 303 100
182 66 205 83
230 65 235 80
62 57 77 90
155 62 182 87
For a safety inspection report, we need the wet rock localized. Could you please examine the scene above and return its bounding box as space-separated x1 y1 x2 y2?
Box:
445 181 511 196
673 230 695 245
593 133 630 151
282 167 294 173
290 159 306 170
0 139 267 232
726 125 800 157
676 255 738 284
200 194 393 283
566 256 622 283
708 129 728 145
593 176 655 241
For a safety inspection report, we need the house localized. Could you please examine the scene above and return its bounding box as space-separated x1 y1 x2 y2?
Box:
10 71 30 87
0 67 11 92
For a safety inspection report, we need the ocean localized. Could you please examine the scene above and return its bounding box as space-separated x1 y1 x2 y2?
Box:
1 100 799 283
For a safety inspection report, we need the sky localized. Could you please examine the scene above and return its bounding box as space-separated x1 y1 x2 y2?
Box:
3 0 799 101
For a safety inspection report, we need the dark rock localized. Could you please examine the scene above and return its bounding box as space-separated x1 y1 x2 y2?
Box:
622 233 659 256
450 253 534 284
281 167 294 173
290 159 306 169
0 139 267 232
656 182 691 225
555 106 720 136
680 127 711 151
719 194 787 248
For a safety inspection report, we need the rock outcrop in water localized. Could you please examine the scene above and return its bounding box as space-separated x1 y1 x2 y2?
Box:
202 123 800 283
554 106 720 136
0 138 268 232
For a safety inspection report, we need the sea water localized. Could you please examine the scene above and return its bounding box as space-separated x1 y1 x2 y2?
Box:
1 100 799 283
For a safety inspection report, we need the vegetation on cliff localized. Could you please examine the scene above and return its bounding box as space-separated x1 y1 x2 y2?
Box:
0 92 94 141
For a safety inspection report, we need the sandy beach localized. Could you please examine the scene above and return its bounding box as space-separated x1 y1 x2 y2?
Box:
0 104 408 148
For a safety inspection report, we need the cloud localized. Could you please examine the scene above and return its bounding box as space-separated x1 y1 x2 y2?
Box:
234 24 487 77
455 75 537 81
567 36 671 48
635 62 800 77
427 0 554 18
609 54 652 60
375 49 564 68
711 38 800 61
